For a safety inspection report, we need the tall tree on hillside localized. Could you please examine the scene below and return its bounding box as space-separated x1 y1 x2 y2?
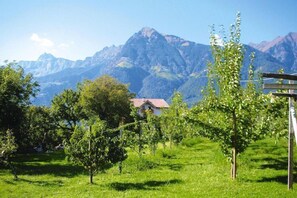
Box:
191 13 270 179
22 106 57 150
0 62 38 149
80 75 134 128
51 89 85 140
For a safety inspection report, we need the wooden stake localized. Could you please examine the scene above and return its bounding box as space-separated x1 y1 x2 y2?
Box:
89 125 93 184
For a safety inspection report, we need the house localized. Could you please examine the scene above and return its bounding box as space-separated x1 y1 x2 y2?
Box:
130 98 169 116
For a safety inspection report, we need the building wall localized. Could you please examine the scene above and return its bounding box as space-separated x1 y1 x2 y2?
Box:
138 104 162 116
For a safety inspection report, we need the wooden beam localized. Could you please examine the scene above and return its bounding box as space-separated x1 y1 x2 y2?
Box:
262 73 297 81
272 93 297 98
263 84 297 90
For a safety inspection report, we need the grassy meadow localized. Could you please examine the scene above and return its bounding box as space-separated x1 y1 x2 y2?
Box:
1 137 297 197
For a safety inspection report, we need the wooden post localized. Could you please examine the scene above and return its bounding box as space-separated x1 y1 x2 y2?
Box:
262 73 297 189
288 80 294 190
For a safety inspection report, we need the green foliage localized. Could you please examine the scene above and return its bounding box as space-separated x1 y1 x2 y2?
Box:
160 92 189 148
22 106 58 150
0 62 38 147
64 118 127 183
0 129 18 178
0 130 18 161
80 75 134 128
181 137 203 148
121 105 146 157
141 112 161 155
51 89 85 140
192 13 272 179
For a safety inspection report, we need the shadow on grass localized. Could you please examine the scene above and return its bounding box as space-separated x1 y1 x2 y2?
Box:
15 163 85 178
168 163 183 171
13 151 66 163
109 179 183 191
260 157 288 170
3 178 63 187
5 151 86 178
254 174 297 184
250 157 289 170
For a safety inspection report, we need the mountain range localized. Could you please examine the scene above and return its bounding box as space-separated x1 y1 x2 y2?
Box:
18 28 297 106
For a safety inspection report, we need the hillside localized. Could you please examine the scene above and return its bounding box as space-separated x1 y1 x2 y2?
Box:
19 28 291 106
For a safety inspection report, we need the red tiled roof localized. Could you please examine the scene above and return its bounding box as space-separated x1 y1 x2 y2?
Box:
130 98 169 108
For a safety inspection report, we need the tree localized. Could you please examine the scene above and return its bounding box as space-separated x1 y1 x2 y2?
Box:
141 111 161 155
22 106 58 151
160 92 189 148
191 13 270 179
0 62 39 149
80 75 134 128
51 89 85 140
121 105 146 158
64 118 127 184
0 130 18 179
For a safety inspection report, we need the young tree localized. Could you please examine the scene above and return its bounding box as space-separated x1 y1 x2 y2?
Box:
0 130 18 179
192 13 270 179
79 75 134 128
121 105 146 158
64 118 127 184
141 112 161 155
160 92 189 148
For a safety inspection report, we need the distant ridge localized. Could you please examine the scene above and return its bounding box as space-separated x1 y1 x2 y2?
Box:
18 28 293 106
250 32 297 70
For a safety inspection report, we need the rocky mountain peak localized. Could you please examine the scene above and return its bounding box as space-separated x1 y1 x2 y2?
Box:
38 53 56 61
139 27 158 38
286 32 297 43
17 28 292 106
250 32 297 52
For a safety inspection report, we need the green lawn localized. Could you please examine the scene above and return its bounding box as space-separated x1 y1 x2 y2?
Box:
1 137 297 197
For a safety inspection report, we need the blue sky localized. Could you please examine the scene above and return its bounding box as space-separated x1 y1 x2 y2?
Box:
1 0 296 61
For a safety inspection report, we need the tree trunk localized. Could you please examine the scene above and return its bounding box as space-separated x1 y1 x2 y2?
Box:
152 144 156 155
89 168 93 184
8 159 18 180
231 110 237 180
89 125 93 184
231 147 237 180
138 130 142 158
119 161 122 174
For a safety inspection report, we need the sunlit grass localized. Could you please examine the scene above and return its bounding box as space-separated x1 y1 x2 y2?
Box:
1 137 297 197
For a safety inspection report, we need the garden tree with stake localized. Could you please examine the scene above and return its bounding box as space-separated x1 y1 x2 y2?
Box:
160 92 189 148
64 117 127 184
51 89 85 141
191 13 271 179
0 62 38 150
121 105 146 158
80 75 134 128
0 130 18 179
141 111 161 155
